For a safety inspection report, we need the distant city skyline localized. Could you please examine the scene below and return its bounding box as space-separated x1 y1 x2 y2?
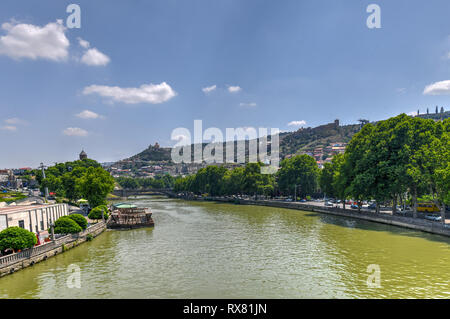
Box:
1 0 449 167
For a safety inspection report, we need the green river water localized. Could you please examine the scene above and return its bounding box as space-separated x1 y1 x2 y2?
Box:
0 197 449 298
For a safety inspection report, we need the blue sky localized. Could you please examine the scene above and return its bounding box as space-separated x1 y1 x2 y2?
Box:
1 0 449 167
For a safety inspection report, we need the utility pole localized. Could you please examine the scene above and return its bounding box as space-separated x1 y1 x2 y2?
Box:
40 162 49 200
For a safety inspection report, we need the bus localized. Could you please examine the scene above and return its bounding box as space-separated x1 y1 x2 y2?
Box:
417 202 440 213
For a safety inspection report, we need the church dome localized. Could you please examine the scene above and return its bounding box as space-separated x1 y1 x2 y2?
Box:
79 150 87 160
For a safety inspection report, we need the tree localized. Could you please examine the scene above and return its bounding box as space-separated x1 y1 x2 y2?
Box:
406 117 442 217
277 155 319 198
68 214 88 230
243 163 264 198
0 227 37 252
78 167 115 208
54 216 82 234
116 177 140 190
41 175 64 197
88 206 109 220
61 172 81 202
319 162 335 198
203 166 227 196
222 167 245 195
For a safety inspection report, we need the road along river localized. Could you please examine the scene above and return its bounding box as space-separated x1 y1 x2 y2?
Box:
0 196 449 298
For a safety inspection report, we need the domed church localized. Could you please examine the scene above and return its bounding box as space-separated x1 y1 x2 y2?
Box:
79 150 88 160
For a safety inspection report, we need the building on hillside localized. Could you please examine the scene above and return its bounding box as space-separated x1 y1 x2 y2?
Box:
12 167 32 175
0 170 21 189
79 150 88 160
331 146 346 154
0 203 69 234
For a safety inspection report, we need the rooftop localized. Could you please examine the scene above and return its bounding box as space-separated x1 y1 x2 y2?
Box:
0 204 59 215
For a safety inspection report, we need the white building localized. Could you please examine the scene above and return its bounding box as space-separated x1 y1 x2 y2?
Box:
0 204 69 234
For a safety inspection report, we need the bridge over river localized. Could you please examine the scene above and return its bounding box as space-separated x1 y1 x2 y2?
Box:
112 188 174 198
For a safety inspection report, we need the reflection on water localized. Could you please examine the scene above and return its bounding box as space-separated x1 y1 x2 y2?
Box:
0 197 449 299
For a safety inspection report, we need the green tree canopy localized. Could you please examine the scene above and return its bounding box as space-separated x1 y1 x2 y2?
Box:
277 154 319 198
0 227 37 252
68 214 88 230
54 216 82 234
78 167 115 208
88 206 109 220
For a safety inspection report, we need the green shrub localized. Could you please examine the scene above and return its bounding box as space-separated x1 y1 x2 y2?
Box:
54 216 82 234
68 214 87 230
0 227 37 252
86 234 93 242
88 206 109 220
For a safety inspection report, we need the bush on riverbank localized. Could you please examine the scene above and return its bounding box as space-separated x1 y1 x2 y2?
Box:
0 227 37 252
88 206 109 220
68 214 87 230
54 216 82 234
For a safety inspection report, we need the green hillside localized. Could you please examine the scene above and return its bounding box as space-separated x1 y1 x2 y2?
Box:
113 111 450 170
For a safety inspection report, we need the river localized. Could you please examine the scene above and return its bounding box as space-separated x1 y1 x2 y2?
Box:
0 196 449 298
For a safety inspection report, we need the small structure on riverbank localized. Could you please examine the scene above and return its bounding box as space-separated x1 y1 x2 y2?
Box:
107 203 154 229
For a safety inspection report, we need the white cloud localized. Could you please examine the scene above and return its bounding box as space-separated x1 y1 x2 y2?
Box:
423 80 450 95
0 20 69 61
4 117 27 125
0 125 17 131
228 86 242 93
239 102 257 107
76 110 103 119
83 82 177 104
77 36 110 66
407 111 418 117
396 88 406 94
288 120 307 127
1 118 26 131
81 48 110 66
63 127 88 137
202 85 216 94
77 37 90 49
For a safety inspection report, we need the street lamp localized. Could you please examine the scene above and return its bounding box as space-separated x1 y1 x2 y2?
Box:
40 162 49 200
49 221 55 242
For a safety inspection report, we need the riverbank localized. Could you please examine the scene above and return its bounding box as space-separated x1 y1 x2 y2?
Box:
0 221 106 278
171 194 450 238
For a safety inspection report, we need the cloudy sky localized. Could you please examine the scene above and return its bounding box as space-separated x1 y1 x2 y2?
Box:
1 0 450 167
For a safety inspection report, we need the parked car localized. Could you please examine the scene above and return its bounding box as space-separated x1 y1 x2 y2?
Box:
425 214 442 222
368 203 377 210
325 201 333 207
300 199 307 202
351 204 359 209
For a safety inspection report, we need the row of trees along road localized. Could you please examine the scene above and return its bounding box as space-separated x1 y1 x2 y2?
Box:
34 159 115 208
319 114 449 221
173 158 319 199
